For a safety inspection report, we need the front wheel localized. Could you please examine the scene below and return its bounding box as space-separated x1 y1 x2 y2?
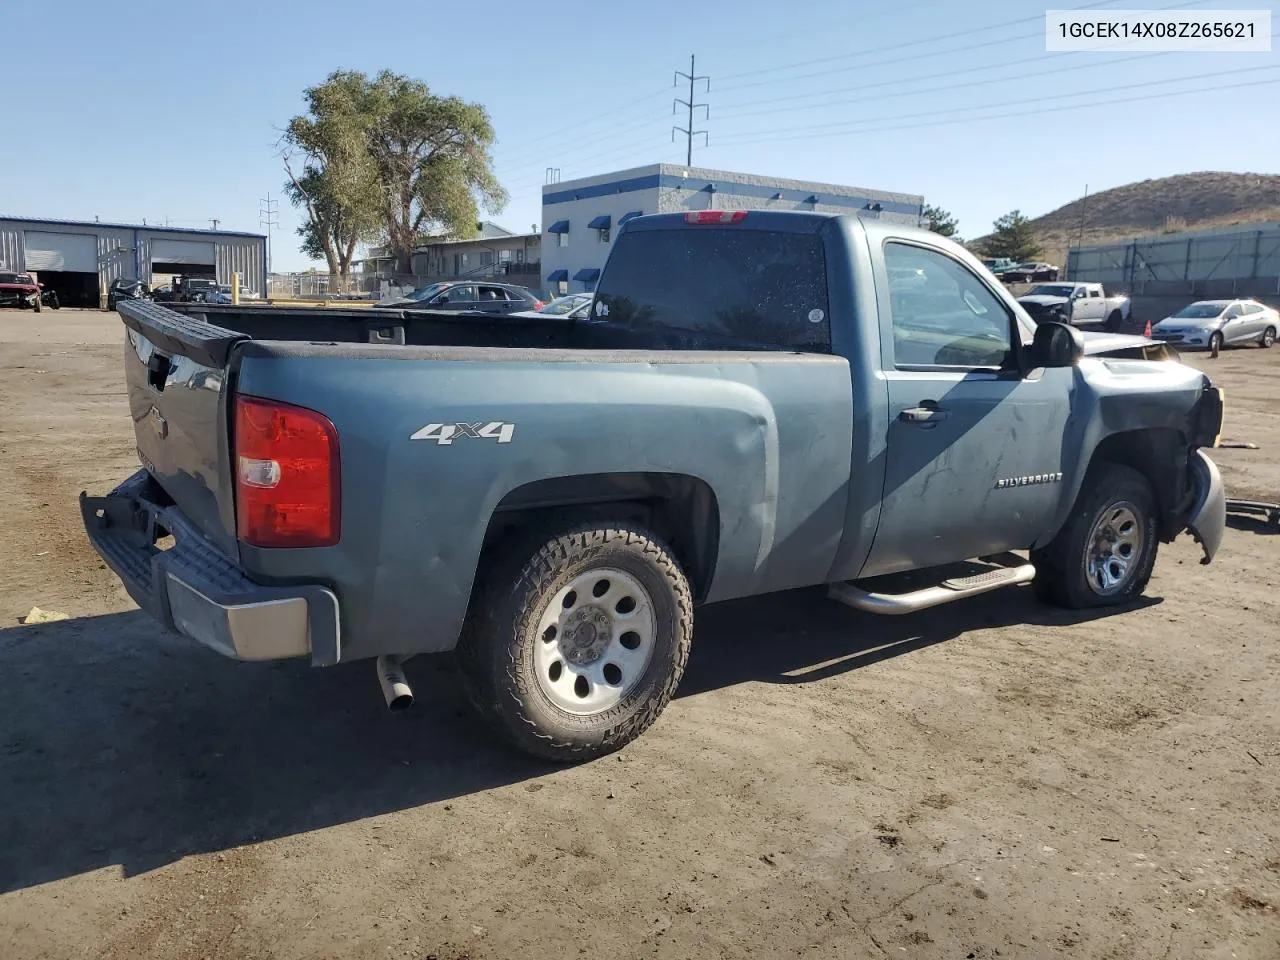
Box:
457 523 693 762
1209 331 1224 354
32 295 41 313
1031 463 1158 609
1259 325 1276 349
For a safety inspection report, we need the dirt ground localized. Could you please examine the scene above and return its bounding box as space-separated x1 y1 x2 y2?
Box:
0 309 1277 960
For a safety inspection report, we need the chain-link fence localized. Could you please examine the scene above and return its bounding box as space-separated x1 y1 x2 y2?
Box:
266 273 420 301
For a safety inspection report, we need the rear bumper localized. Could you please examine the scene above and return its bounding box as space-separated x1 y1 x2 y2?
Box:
80 469 341 665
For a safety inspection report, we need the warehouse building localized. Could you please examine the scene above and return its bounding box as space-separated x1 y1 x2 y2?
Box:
541 163 924 294
0 216 266 308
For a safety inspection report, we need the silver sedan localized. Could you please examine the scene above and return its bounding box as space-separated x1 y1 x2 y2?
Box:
1150 299 1279 351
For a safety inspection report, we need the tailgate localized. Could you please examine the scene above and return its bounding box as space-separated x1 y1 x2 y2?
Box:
117 300 247 556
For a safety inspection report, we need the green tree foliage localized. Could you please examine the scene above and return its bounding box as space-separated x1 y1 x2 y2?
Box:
283 70 506 277
921 203 960 239
983 210 1042 261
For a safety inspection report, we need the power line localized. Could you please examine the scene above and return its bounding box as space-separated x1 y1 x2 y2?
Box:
672 55 710 167
715 0 1130 85
712 62 1279 143
705 74 1280 148
714 0 1211 101
492 86 671 166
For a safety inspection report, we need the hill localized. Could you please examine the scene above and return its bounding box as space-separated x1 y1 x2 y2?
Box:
978 172 1280 267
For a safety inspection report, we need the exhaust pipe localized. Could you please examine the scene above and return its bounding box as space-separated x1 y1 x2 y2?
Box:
376 655 414 711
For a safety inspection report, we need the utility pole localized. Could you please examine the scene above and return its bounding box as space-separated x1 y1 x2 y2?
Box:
259 193 279 277
1072 184 1089 280
210 218 220 231
673 54 710 167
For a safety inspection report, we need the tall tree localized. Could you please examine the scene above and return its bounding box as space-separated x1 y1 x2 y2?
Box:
983 210 1042 261
282 70 506 278
281 72 382 282
358 71 506 273
921 203 959 239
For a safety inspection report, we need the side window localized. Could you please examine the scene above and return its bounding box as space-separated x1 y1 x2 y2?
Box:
885 242 1012 368
1224 304 1242 319
1244 303 1261 315
1089 286 1102 298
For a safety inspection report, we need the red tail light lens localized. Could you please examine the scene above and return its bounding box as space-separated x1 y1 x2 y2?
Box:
235 395 340 548
684 210 747 224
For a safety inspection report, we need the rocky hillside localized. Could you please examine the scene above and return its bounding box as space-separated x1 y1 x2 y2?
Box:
987 172 1280 267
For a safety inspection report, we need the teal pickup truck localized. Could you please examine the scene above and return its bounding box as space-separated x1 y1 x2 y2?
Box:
83 210 1226 761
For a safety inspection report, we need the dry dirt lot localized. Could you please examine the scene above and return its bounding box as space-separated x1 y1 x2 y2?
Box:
0 309 1277 960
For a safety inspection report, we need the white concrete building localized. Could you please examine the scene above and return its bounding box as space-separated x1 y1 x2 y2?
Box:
540 163 923 294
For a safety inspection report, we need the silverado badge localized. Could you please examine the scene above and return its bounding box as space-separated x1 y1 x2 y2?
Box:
994 472 1063 489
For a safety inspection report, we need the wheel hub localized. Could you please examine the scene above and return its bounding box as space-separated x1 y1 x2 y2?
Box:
1084 502 1143 595
561 605 612 664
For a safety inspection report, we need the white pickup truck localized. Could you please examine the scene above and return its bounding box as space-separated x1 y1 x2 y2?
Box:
1017 282 1132 332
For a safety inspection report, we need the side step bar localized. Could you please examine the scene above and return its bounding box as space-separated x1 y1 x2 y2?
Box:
829 557 1036 615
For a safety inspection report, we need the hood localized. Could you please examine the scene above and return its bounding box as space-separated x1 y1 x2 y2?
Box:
1078 331 1157 355
1154 316 1220 330
1018 295 1068 306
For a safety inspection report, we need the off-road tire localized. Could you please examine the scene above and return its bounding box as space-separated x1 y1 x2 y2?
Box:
1259 325 1276 349
1030 463 1158 609
1105 310 1122 332
457 523 693 762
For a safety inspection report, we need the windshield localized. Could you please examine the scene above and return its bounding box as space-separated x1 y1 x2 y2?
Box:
0 273 33 284
1172 303 1226 319
538 294 590 316
402 282 450 303
1027 285 1075 298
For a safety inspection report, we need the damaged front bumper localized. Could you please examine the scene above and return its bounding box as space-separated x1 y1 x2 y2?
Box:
1186 448 1226 564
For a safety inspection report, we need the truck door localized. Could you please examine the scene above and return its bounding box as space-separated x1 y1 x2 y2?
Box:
860 240 1074 577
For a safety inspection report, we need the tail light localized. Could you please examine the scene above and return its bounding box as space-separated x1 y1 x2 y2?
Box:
235 395 340 548
684 210 747 224
533 300 545 309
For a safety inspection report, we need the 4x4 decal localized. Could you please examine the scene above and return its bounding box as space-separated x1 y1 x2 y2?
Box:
410 421 516 445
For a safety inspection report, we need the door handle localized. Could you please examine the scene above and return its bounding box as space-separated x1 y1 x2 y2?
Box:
899 404 949 424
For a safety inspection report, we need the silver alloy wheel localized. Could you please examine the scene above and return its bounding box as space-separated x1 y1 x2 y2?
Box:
1262 326 1276 347
1083 502 1144 596
533 567 657 716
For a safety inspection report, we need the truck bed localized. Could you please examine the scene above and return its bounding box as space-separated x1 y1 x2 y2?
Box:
144 301 807 360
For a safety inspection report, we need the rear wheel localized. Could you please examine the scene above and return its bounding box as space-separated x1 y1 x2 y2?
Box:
1259 325 1276 349
1105 310 1122 332
457 523 693 762
1031 463 1158 609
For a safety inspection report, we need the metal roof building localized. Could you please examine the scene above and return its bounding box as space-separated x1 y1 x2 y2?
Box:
541 163 924 294
0 216 266 308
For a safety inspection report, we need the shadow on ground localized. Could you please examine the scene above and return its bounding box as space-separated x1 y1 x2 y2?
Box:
0 588 1155 893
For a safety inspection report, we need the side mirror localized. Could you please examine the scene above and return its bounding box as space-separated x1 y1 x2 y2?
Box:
1029 321 1085 369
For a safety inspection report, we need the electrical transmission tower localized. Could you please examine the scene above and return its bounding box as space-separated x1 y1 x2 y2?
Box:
672 54 709 166
259 193 280 276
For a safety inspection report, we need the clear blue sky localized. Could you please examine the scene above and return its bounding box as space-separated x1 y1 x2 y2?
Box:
1 0 1275 271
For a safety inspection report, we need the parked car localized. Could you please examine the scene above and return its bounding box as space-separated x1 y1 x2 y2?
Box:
1150 299 1278 352
107 278 152 311
0 271 44 312
151 284 174 303
1017 282 1131 331
515 292 593 320
981 257 1019 277
376 281 544 313
85 211 1226 762
1003 262 1060 283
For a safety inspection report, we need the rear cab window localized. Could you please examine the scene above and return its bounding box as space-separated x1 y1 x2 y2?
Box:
593 226 831 351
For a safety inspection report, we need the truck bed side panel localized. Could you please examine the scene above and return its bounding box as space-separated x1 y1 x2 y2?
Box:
233 348 854 660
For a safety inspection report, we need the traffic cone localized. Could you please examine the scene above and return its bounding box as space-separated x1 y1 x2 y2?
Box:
1143 318 1152 338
